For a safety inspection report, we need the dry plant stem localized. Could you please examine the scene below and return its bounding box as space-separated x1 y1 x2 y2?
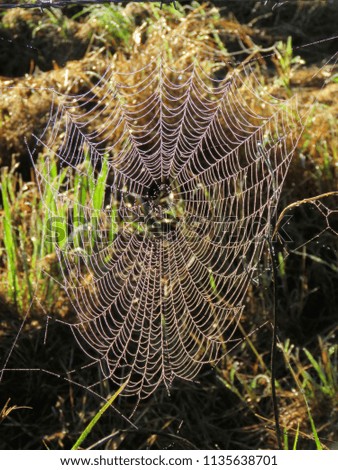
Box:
273 191 338 240
0 398 31 424
267 236 283 450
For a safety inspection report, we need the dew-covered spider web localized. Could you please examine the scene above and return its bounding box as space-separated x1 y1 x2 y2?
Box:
29 56 304 399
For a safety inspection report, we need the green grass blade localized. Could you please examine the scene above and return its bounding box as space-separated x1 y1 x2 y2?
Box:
1 171 18 304
71 381 127 450
307 406 323 450
303 348 328 388
73 172 81 248
93 154 108 212
19 227 33 302
283 347 323 450
292 423 300 450
209 272 216 293
283 428 288 450
90 153 109 248
55 167 69 249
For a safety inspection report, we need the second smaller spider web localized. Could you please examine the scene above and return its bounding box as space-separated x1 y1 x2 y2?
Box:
31 57 304 399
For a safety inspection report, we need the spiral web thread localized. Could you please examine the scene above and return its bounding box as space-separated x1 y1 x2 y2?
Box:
30 56 304 399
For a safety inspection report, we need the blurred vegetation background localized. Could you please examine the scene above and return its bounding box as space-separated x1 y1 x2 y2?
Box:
0 1 337 450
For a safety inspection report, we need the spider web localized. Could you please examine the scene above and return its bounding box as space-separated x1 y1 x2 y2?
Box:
30 56 303 399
